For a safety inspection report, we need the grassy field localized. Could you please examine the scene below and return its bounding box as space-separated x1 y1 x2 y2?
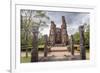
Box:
21 56 31 63
21 45 44 63
38 45 44 48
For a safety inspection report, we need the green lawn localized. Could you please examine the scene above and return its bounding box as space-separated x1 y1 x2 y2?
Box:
21 56 31 63
38 45 44 48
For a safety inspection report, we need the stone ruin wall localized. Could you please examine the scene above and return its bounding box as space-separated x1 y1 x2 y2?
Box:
49 16 69 46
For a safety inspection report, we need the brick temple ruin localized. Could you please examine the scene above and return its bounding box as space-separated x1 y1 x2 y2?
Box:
49 16 69 46
31 16 86 62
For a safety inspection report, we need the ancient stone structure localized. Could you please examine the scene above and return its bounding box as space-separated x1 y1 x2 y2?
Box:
31 27 38 62
79 26 86 60
70 35 74 55
49 16 68 46
44 35 48 57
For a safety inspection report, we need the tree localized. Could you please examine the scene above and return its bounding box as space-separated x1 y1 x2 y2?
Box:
73 24 90 49
38 35 45 45
73 32 80 44
21 10 49 58
21 10 34 58
33 11 49 32
84 24 90 48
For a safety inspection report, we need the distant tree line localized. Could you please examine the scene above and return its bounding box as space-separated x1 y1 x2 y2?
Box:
73 24 90 49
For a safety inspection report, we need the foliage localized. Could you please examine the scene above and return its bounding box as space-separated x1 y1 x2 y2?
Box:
73 24 90 48
21 56 31 63
84 24 90 48
38 35 45 45
21 10 49 58
73 32 80 44
21 10 49 48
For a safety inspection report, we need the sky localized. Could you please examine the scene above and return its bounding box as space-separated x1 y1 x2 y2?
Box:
39 11 90 36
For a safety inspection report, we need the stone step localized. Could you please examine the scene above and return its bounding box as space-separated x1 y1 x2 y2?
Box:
50 50 68 52
54 44 65 47
50 47 68 51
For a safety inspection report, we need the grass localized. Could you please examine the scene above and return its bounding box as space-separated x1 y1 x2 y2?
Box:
38 45 44 48
21 56 31 63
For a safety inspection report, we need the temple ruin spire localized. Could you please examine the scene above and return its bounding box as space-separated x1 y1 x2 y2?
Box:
61 16 67 29
49 16 69 46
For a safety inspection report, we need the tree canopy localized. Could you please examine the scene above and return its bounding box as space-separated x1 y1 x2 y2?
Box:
21 10 49 48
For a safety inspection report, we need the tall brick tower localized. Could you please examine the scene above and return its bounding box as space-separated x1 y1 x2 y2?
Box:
61 16 68 45
49 21 56 45
49 16 69 46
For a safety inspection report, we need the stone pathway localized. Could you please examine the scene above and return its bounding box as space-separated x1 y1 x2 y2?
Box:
39 46 81 61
